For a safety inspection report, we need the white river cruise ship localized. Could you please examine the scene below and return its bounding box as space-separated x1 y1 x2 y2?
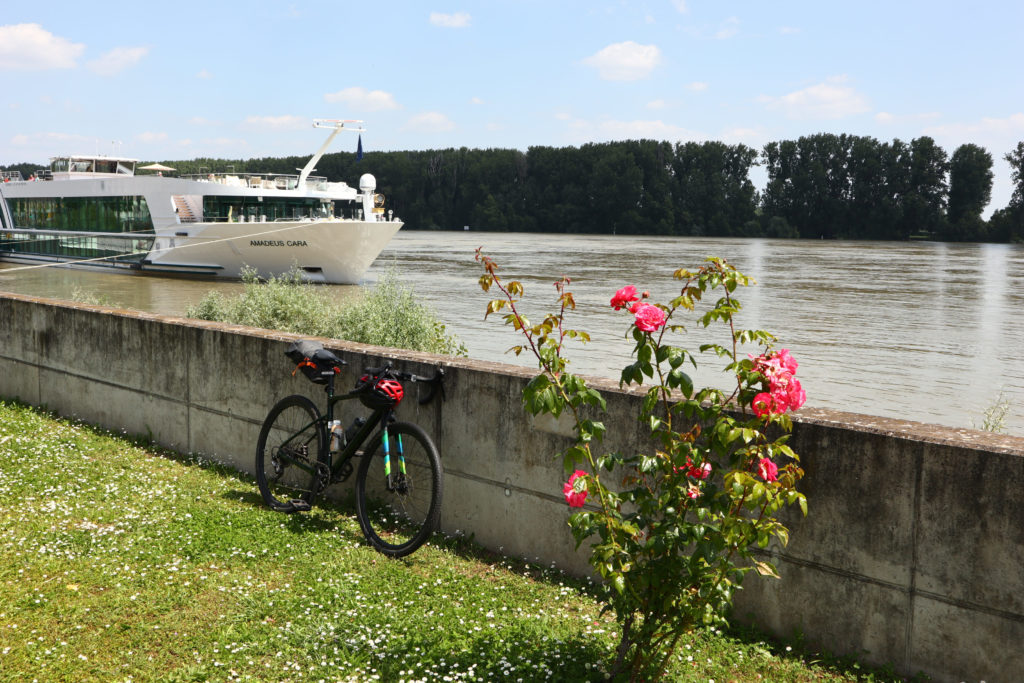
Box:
0 119 401 284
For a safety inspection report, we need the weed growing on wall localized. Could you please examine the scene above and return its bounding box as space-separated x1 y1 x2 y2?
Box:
972 389 1012 433
478 249 809 681
187 266 466 356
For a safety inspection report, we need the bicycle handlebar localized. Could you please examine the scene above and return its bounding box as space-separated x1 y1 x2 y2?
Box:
361 363 446 405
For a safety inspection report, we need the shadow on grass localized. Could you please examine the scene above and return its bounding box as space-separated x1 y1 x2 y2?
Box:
720 622 931 682
312 625 611 682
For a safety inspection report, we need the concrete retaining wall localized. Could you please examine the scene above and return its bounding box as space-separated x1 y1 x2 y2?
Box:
1 291 1022 682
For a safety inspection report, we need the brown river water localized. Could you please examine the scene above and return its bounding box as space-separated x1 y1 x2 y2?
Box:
2 231 1022 436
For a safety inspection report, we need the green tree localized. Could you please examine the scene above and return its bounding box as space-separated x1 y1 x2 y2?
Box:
944 143 993 241
674 141 758 236
990 141 1024 242
898 136 949 239
1008 141 1024 208
762 134 853 239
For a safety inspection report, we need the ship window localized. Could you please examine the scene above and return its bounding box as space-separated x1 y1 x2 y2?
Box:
8 195 154 234
0 229 153 262
202 195 328 222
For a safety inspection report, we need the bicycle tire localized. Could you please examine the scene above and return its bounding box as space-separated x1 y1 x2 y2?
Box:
354 421 443 557
255 395 325 511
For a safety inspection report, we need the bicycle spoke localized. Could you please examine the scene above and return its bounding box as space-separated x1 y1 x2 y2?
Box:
256 396 324 510
355 422 442 557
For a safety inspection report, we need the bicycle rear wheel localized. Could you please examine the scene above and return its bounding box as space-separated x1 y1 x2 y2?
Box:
255 395 325 511
355 421 443 557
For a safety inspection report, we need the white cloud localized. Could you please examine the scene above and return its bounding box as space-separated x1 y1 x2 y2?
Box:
919 113 1024 215
429 12 471 28
715 17 740 40
759 76 870 119
647 99 668 110
470 96 484 105
201 137 250 150
136 131 168 143
671 0 688 13
86 46 148 76
402 112 456 133
9 131 94 160
565 117 703 143
0 24 84 70
324 86 400 111
949 114 1024 139
923 113 1024 151
779 26 801 35
583 41 662 81
875 111 941 125
196 68 213 79
243 115 307 130
720 126 769 147
687 81 708 92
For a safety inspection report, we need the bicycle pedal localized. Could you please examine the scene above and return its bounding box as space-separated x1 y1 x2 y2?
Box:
286 499 312 513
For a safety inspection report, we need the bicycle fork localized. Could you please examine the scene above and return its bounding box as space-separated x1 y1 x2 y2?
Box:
381 428 408 493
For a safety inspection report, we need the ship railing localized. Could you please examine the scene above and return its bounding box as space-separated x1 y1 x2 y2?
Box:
173 214 398 224
180 172 332 192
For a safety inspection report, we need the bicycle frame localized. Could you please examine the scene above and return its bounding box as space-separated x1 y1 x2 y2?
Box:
323 377 397 485
270 372 407 498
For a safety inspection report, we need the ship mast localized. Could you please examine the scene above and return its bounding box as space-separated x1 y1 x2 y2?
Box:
297 119 365 189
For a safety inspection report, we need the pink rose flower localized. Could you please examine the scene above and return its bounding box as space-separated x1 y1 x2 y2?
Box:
610 285 639 311
686 484 702 500
686 460 711 480
632 303 667 332
563 469 589 508
752 392 777 418
756 457 778 482
776 348 799 374
750 349 806 416
787 378 806 410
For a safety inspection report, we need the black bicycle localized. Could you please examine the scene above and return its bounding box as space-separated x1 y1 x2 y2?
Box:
255 340 444 558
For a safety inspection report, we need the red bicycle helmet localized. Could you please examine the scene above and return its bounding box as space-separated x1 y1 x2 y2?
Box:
358 376 404 409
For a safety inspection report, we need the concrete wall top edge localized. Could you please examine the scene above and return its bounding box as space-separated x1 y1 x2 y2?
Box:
4 290 1021 457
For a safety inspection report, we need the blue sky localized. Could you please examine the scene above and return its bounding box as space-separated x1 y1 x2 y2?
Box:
2 1 1022 215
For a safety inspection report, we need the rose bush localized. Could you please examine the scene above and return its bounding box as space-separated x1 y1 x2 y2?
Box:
477 251 808 681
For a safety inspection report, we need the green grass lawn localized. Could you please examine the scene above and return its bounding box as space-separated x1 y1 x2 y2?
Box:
0 400 919 682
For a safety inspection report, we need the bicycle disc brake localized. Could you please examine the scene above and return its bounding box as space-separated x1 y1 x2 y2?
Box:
388 473 409 495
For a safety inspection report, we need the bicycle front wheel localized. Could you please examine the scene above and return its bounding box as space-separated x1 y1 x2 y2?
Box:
255 395 325 511
355 421 443 558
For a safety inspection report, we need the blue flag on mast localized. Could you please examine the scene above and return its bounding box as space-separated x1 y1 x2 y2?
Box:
356 134 363 162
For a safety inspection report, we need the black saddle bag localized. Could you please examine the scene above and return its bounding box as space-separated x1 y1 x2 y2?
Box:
285 340 346 384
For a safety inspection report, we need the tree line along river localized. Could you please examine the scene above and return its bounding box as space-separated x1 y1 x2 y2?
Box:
1 230 1022 436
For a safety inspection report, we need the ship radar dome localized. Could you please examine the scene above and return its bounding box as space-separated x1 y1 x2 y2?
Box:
359 174 376 192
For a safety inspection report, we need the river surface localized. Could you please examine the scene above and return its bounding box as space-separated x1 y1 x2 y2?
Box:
2 231 1022 436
